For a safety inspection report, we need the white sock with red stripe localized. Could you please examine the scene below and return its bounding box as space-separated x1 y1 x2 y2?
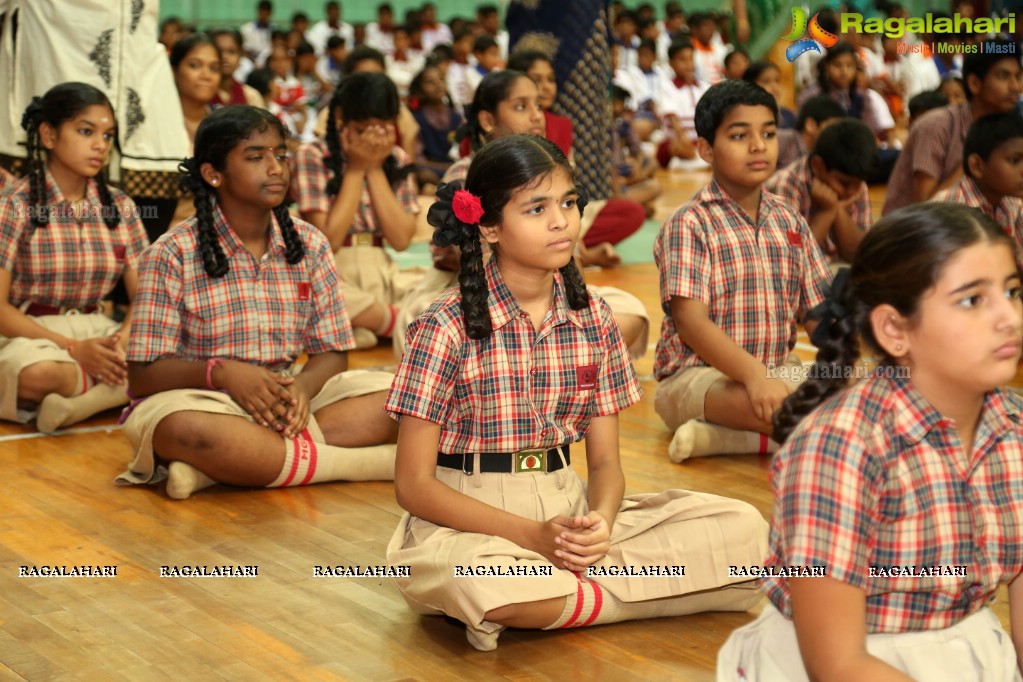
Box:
544 575 763 629
668 421 778 463
374 304 398 338
268 430 396 487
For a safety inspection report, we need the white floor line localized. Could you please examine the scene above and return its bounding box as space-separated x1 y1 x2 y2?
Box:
0 423 122 442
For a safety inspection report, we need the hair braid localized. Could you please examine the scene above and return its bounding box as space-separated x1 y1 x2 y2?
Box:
558 261 590 310
94 169 121 229
458 228 491 339
188 179 230 282
274 204 305 264
22 111 49 230
772 306 860 444
324 106 345 196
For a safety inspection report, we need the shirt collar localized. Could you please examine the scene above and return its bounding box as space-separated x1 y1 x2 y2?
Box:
43 167 101 207
484 257 583 332
700 177 778 224
957 175 1004 218
888 371 1022 446
211 202 286 259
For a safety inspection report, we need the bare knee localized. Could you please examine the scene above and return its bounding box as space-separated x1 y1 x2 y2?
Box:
153 412 217 458
317 391 399 446
18 362 71 402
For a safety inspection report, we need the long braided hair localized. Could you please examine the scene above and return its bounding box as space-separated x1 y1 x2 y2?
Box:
21 82 120 230
429 134 589 339
772 203 1013 443
178 105 304 278
324 71 412 196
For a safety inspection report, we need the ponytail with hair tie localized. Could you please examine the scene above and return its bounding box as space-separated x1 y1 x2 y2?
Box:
806 267 851 348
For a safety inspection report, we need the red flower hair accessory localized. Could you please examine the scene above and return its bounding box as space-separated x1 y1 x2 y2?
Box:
452 189 485 225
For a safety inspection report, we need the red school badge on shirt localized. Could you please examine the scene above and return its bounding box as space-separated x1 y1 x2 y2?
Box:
297 282 311 300
576 364 597 391
787 230 803 247
112 245 126 262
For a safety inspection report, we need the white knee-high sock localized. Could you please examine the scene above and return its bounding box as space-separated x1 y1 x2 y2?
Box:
268 430 396 487
668 422 778 463
544 577 762 629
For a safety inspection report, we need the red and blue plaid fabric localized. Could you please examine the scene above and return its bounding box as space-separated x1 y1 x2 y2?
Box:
764 374 1023 633
0 171 149 308
440 156 471 185
127 204 352 371
653 180 830 380
933 176 1023 263
764 155 873 260
291 139 419 235
385 258 642 453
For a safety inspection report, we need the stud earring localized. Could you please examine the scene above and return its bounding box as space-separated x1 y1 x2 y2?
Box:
895 344 902 352
211 179 219 185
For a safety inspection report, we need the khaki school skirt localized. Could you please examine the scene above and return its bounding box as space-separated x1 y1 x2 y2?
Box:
0 312 120 422
334 245 423 319
387 460 768 635
116 369 394 486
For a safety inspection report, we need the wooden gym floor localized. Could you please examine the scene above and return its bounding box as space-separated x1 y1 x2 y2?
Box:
2 168 1019 681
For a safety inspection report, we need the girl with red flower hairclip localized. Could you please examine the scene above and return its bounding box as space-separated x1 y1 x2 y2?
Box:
384 133 768 652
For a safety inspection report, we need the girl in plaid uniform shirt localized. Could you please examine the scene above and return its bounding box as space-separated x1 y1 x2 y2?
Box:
292 71 420 349
393 70 650 360
0 83 149 432
386 134 768 652
720 203 1023 681
117 106 397 500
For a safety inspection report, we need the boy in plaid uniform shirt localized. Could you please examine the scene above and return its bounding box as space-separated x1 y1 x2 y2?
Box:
764 118 878 264
653 80 831 462
933 112 1023 268
720 203 1023 682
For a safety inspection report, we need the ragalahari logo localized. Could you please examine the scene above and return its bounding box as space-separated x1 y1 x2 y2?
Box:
784 7 839 61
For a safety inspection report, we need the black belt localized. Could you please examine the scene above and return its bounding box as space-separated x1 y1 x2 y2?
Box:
437 446 570 474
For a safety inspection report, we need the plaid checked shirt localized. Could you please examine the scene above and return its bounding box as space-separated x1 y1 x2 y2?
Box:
441 156 470 185
653 180 831 380
291 139 419 238
127 205 352 371
884 103 972 215
764 155 872 260
933 176 1023 263
385 258 642 453
763 374 1023 633
0 172 149 309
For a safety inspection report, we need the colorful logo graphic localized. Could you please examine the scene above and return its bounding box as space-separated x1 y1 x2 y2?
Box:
784 7 839 62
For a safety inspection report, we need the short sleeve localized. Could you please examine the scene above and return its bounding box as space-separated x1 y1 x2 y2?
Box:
393 147 420 215
384 314 462 424
0 188 28 273
127 240 185 362
114 191 151 269
302 229 353 353
591 296 643 416
796 214 831 317
655 209 710 313
773 423 883 589
293 142 332 215
909 108 954 178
